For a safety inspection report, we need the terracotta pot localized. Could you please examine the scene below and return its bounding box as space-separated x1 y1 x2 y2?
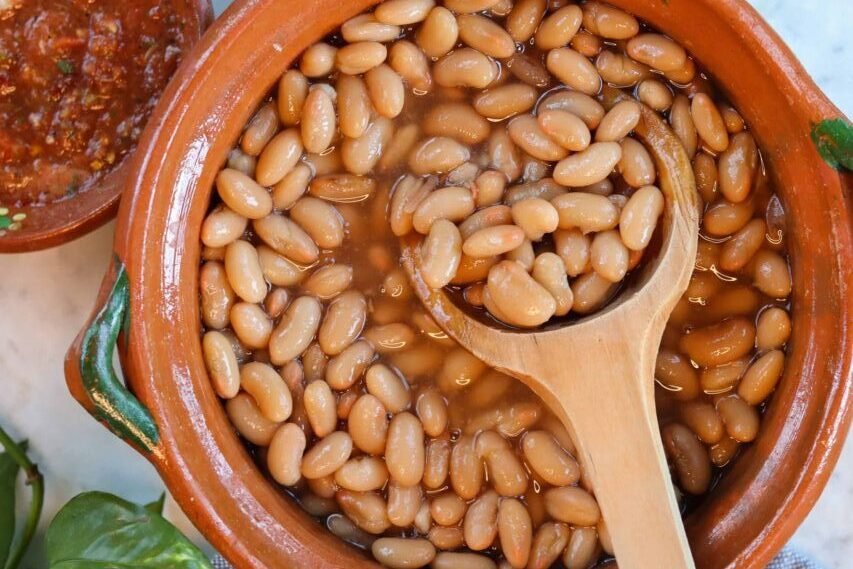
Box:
65 0 852 567
0 0 214 254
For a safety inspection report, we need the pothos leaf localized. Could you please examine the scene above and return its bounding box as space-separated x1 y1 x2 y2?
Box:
0 446 21 569
143 493 166 516
46 492 212 569
810 118 853 171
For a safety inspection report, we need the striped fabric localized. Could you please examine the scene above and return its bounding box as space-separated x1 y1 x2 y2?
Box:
767 548 825 569
211 547 823 568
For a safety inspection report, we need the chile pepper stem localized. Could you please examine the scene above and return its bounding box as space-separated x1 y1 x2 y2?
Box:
0 424 44 569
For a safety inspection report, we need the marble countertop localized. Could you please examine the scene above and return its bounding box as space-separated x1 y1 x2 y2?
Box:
2 0 850 567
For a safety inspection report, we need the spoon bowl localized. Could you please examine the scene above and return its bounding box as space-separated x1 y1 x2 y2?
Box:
402 104 700 569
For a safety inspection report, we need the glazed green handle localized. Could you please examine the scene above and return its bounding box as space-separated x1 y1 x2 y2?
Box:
75 258 160 454
811 118 853 171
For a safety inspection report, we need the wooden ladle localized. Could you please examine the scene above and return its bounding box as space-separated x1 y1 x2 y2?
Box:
402 105 700 569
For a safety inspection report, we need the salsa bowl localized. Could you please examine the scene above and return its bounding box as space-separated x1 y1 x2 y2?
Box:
0 0 214 253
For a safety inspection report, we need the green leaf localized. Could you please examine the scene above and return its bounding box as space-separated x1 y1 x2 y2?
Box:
0 432 41 569
810 118 853 171
0 216 11 230
46 492 212 569
0 446 21 568
143 493 165 516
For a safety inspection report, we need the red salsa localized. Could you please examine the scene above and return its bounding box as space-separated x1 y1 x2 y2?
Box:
0 0 187 206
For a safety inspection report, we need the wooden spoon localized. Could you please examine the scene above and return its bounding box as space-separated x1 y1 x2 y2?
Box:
401 105 700 569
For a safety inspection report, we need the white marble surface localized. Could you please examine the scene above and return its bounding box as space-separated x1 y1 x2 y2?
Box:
2 1 850 567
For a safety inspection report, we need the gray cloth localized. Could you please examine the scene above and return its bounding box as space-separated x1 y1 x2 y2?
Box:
211 546 823 568
768 548 825 569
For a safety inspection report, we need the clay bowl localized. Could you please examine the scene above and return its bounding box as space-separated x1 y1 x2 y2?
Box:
0 0 214 254
65 0 852 567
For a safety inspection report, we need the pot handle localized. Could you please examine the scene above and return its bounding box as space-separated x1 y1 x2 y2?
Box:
65 256 161 457
810 118 853 172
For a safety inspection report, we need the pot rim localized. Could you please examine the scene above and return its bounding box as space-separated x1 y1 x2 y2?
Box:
0 0 215 254
65 0 852 568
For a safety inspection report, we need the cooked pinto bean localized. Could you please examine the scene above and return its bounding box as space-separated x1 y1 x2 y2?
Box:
553 142 622 187
546 48 602 96
386 412 425 486
717 395 760 442
619 137 656 187
563 527 599 569
216 169 273 220
552 191 620 233
241 362 292 422
269 296 323 365
509 114 569 162
756 307 792 350
457 14 516 58
619 185 664 250
301 431 353 479
342 13 402 43
662 423 712 494
738 349 785 405
528 522 571 569
203 331 241 399
752 250 792 298
718 131 758 203
498 498 533 569
474 84 539 120
201 206 248 249
409 138 472 176
224 240 267 304
522 430 580 486
267 423 307 485
424 103 490 145
544 486 600 526
486 261 557 327
300 42 337 77
680 401 725 444
433 48 498 89
680 317 756 367
301 87 336 154
371 538 435 569
535 4 582 50
200 262 236 330
582 1 639 39
254 213 320 266
626 33 687 72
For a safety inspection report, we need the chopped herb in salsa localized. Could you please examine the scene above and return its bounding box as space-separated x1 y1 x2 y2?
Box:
56 59 75 74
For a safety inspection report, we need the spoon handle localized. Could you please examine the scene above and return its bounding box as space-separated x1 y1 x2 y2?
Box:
539 342 695 569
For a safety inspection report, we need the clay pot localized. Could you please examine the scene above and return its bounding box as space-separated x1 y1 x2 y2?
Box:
0 0 214 253
65 1 851 568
